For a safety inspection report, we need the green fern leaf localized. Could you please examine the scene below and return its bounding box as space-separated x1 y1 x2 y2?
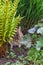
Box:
0 0 21 47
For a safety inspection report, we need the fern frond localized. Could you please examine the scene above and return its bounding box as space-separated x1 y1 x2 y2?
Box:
0 0 21 47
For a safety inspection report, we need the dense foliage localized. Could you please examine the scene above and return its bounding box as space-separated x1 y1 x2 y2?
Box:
17 0 43 32
0 0 21 47
26 48 43 65
0 0 43 65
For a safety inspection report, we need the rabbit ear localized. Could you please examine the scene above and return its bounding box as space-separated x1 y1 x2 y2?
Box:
19 26 21 29
18 26 21 31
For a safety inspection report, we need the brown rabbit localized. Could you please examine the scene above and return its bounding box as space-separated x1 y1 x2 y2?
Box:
9 26 23 49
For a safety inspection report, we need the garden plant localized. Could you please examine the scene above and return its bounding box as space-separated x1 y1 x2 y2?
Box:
0 0 43 65
0 0 21 57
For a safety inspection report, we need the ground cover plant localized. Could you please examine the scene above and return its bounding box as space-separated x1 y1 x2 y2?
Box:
26 22 43 65
26 48 43 65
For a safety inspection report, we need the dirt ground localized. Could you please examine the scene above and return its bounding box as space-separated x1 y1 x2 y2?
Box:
0 46 31 65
